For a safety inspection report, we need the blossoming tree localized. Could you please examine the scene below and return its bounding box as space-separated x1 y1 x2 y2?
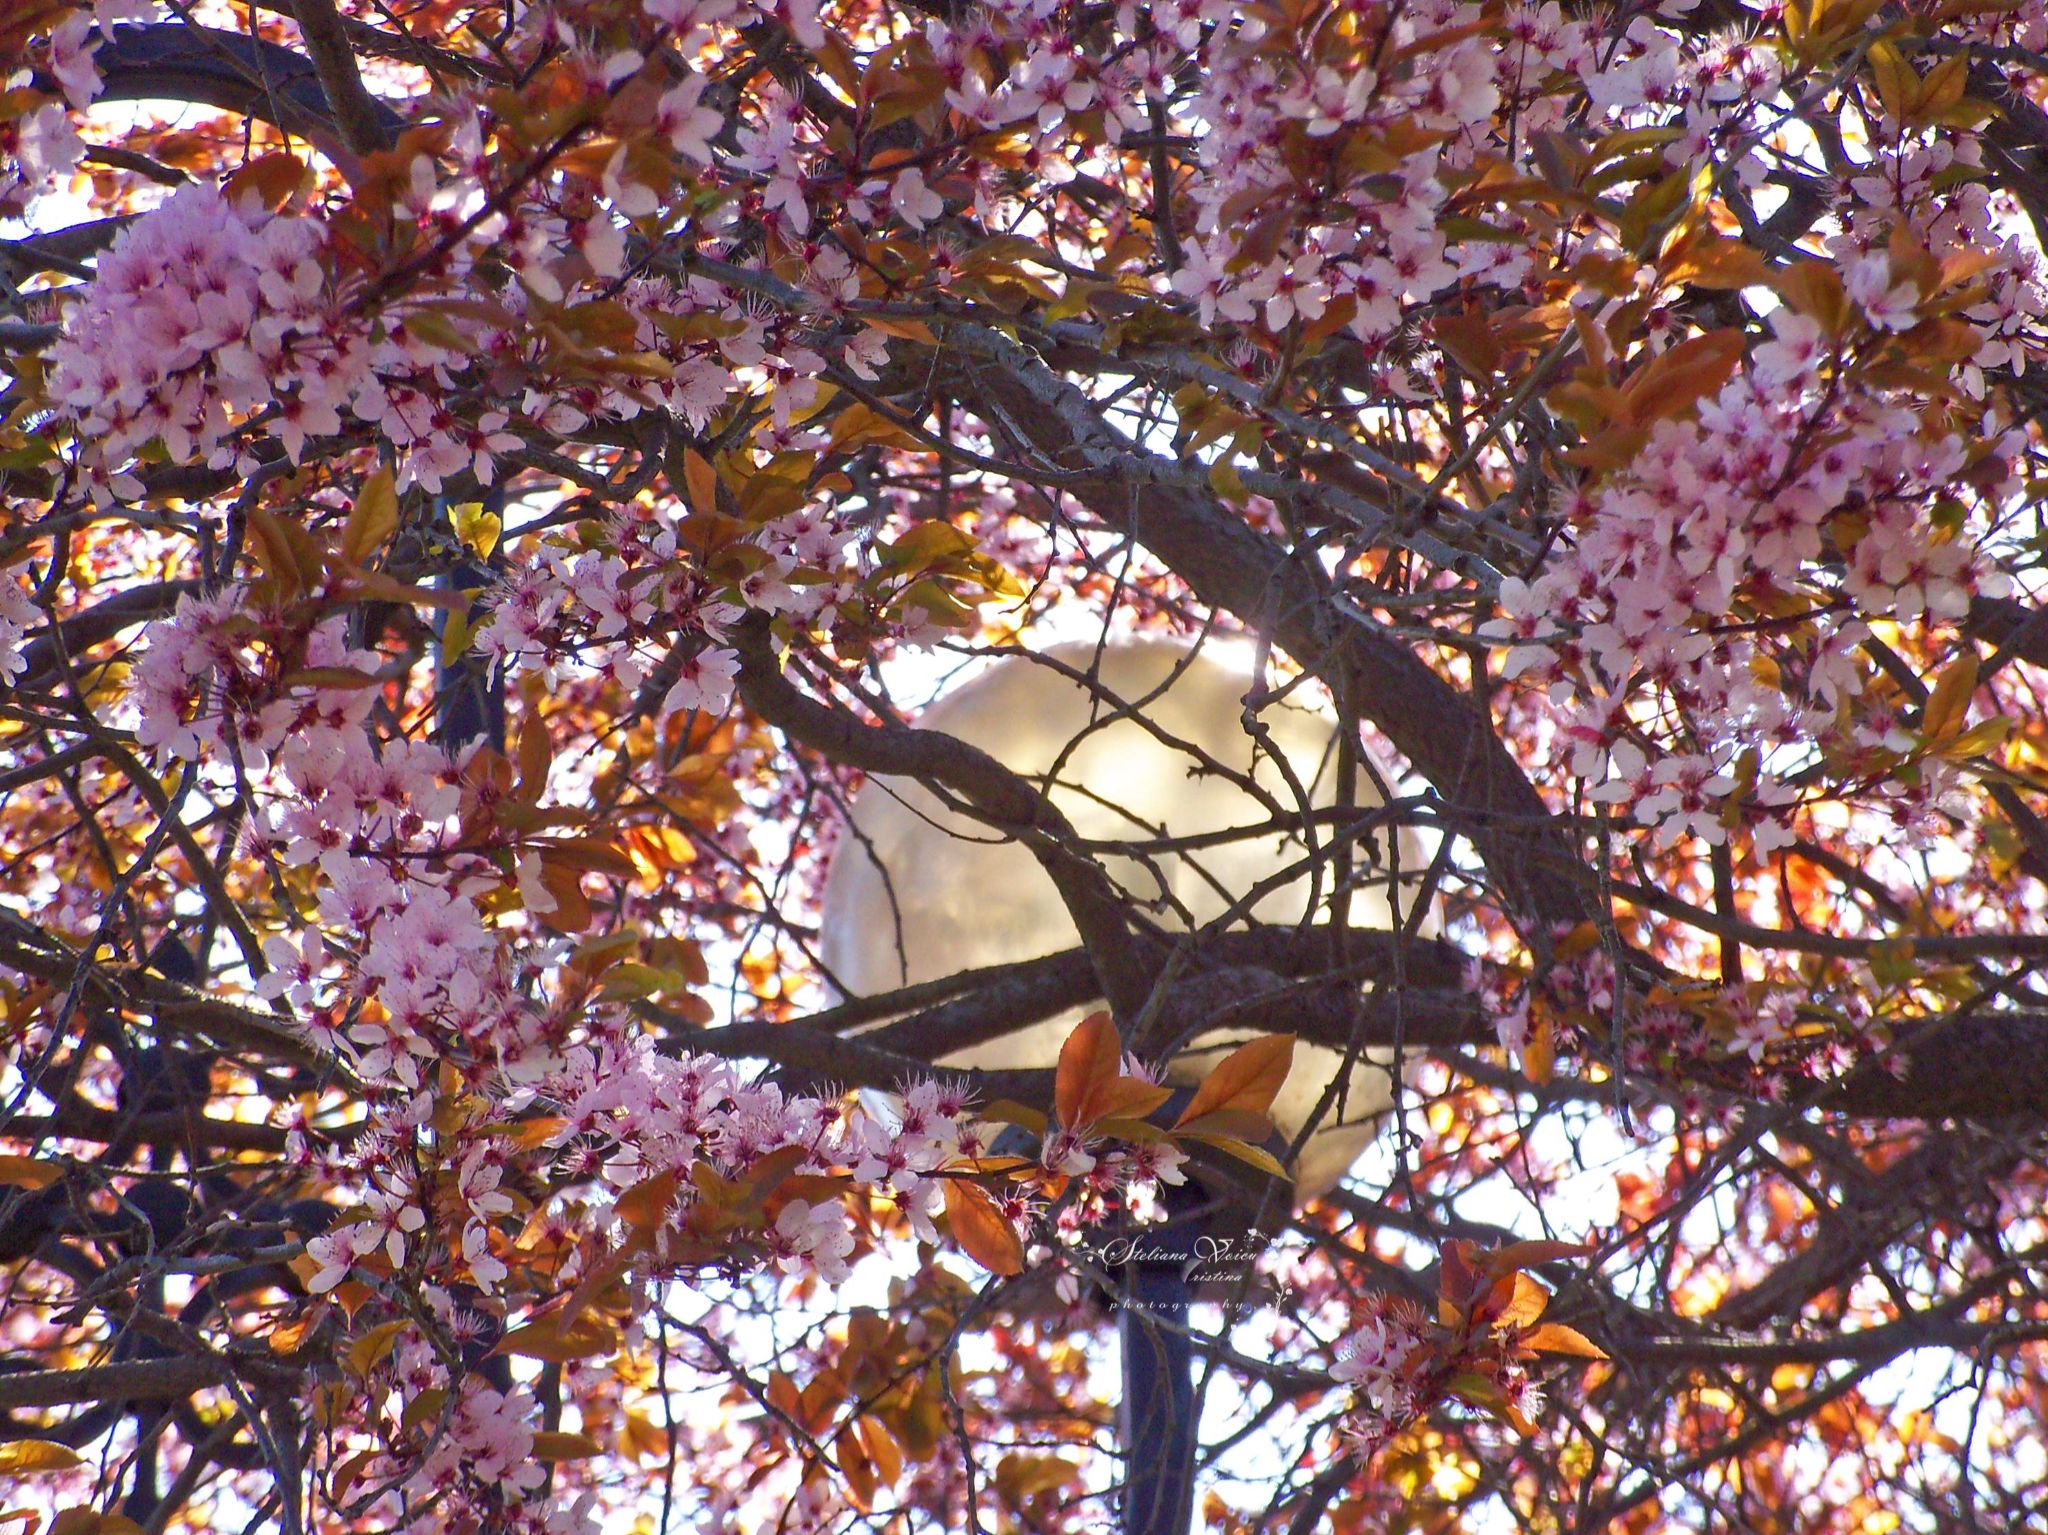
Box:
5 0 2048 1529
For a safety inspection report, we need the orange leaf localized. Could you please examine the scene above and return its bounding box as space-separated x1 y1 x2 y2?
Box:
517 706 554 797
859 1413 904 1486
0 1155 63 1190
268 1309 321 1355
536 854 594 931
857 313 937 345
1173 1034 1295 1128
616 1170 678 1231
942 1179 1024 1275
1524 1014 1556 1085
1620 329 1745 425
1663 235 1769 291
1523 1321 1609 1359
1090 1076 1175 1123
1494 1271 1551 1328
493 1310 621 1362
1486 1239 1597 1274
1055 1011 1122 1131
680 448 719 516
223 150 308 212
341 568 470 610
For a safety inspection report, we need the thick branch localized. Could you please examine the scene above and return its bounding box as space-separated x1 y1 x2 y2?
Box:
280 0 393 157
17 580 197 692
933 323 1597 935
79 25 405 170
741 923 2048 1119
0 1357 225 1413
0 914 325 1071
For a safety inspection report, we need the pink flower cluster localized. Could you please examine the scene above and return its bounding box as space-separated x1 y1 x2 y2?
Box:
47 185 334 482
1486 307 2017 852
337 1322 595 1535
1331 1295 1434 1456
1165 0 1519 348
1469 929 1891 1114
119 580 1218 1530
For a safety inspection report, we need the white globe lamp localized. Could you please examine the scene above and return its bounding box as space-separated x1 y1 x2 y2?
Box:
819 638 1416 1197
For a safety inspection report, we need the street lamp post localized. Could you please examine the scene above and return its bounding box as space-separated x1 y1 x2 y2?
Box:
819 638 1416 1533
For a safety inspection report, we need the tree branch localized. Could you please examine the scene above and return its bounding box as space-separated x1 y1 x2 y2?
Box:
279 0 393 157
730 612 1153 1021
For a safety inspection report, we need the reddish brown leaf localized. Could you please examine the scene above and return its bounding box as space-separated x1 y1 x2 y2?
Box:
942 1178 1024 1275
1173 1034 1295 1129
1055 1011 1123 1130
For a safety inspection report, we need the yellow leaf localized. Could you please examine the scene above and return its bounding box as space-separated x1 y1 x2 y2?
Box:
531 1431 602 1461
400 1387 446 1431
53 1514 146 1535
619 1410 671 1462
449 499 501 560
1169 1107 1274 1143
827 401 927 452
1916 50 1969 120
1921 650 1980 741
342 466 398 567
1176 1131 1289 1179
332 1448 376 1501
1866 41 1916 122
1944 715 2011 758
347 1319 408 1376
995 1451 1083 1502
1208 457 1247 506
246 506 314 602
976 1099 1048 1137
881 519 975 571
0 1440 84 1473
